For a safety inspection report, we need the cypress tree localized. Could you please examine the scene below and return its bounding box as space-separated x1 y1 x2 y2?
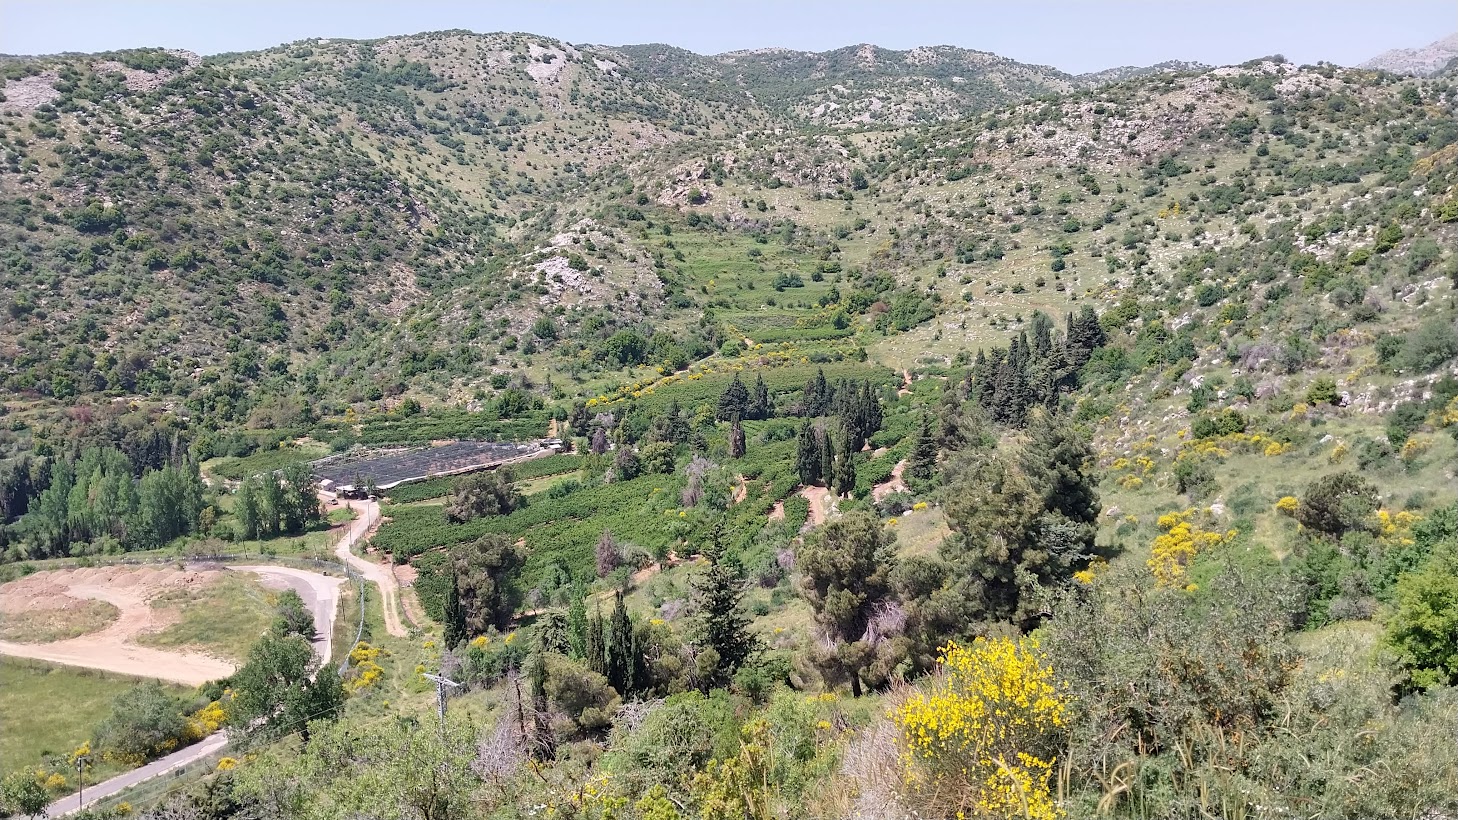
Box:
566 586 588 659
443 572 468 649
729 417 746 459
585 607 606 676
716 374 751 421
819 428 836 489
605 591 635 696
907 413 938 481
796 420 821 485
833 428 858 497
750 374 771 420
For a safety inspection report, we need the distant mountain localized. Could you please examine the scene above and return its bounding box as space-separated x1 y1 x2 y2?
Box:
1358 31 1458 76
608 42 1078 127
1076 59 1210 85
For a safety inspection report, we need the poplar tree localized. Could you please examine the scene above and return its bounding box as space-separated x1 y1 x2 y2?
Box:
236 477 261 540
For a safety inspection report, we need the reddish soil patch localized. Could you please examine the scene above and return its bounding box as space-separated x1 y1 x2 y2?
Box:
872 460 909 502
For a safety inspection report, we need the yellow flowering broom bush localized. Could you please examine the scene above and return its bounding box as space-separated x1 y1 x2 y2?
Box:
1148 510 1232 586
894 638 1069 820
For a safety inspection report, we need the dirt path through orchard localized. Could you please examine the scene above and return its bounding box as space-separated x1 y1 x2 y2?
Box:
326 493 408 638
797 486 835 529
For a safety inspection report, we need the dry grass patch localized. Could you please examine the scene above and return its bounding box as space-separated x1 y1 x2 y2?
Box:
0 599 120 643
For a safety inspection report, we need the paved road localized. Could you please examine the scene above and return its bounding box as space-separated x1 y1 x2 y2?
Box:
324 494 408 638
46 724 228 816
230 565 343 664
44 565 342 817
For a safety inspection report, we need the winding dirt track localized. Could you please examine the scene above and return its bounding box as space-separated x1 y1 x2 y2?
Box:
325 494 408 638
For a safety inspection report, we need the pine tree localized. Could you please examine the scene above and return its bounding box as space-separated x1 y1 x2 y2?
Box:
1020 409 1101 533
907 413 938 481
796 510 898 696
795 420 822 486
717 374 751 421
443 571 467 649
750 374 771 420
1066 305 1106 369
691 525 757 689
729 416 746 459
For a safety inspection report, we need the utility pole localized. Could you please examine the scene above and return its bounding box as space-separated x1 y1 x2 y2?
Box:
76 754 88 808
421 672 461 726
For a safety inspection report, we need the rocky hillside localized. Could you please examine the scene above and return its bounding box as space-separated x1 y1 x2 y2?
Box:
1359 31 1458 76
0 35 1454 440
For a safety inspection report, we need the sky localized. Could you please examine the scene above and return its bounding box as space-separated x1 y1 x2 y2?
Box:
0 1 1451 74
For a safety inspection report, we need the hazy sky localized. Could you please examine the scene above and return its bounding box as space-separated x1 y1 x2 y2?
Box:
1 1 1452 74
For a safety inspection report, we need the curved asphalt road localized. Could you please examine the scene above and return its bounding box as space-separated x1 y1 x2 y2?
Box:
45 565 341 817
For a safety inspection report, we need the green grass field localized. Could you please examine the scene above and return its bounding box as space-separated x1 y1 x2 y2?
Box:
203 441 330 482
0 658 189 784
136 573 279 663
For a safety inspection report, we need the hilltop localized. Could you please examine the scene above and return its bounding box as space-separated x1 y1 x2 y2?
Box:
1359 31 1458 76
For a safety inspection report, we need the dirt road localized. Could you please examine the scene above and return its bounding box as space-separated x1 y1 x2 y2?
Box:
871 459 909 502
42 564 341 817
0 564 345 686
0 567 234 686
325 494 408 638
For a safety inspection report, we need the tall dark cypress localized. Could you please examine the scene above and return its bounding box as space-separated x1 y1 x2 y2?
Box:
796 420 822 485
750 374 771 420
605 591 635 696
833 427 858 497
443 571 467 649
567 586 588 659
819 427 836 489
585 607 606 676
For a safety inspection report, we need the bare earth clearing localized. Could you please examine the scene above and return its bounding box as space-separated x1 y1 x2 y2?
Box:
0 564 344 686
